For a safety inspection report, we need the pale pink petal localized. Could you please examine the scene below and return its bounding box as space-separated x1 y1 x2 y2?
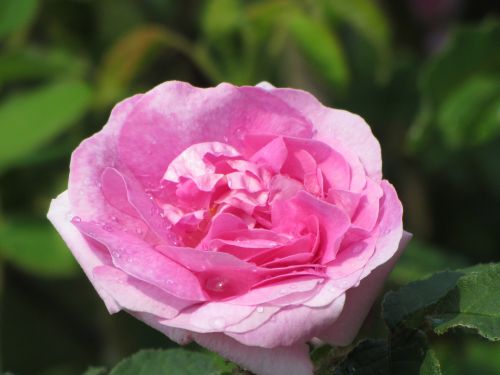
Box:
119 82 313 188
47 192 120 313
318 231 412 346
361 180 404 276
73 220 206 301
68 94 144 226
228 277 321 305
225 306 281 333
93 265 194 319
164 141 239 182
263 87 382 181
227 294 345 348
194 333 313 375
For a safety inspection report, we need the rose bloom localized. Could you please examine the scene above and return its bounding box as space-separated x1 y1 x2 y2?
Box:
48 82 410 375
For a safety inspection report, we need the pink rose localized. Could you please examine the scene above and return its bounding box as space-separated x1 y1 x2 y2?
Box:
48 82 409 375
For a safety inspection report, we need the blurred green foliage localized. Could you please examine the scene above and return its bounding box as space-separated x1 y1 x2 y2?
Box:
0 0 499 374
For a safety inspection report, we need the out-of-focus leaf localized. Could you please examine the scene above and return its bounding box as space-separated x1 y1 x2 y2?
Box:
410 20 500 150
333 339 389 374
96 26 219 106
334 331 441 374
82 367 107 375
324 0 391 77
390 240 468 285
0 80 91 172
107 349 235 375
0 0 38 39
288 12 349 90
383 271 464 330
201 0 242 40
0 48 88 86
437 75 500 147
0 218 77 277
383 264 500 341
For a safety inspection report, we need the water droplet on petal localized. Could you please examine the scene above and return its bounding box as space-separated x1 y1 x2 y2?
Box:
135 227 143 235
102 223 113 232
205 277 228 292
111 216 118 222
72 216 81 223
257 306 264 313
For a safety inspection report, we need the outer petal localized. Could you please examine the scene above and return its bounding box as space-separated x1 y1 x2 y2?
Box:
47 191 120 313
226 294 346 348
119 82 314 188
68 94 143 226
92 266 194 319
260 86 382 181
194 333 313 375
318 231 412 345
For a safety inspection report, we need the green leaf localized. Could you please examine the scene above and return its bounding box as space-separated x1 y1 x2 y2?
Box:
324 0 391 77
82 367 108 375
419 349 442 375
383 271 464 330
0 0 39 39
107 349 235 375
201 0 242 41
0 80 92 172
437 75 500 147
334 330 441 375
333 339 389 374
0 218 77 277
288 12 349 89
0 48 88 86
410 19 500 150
383 264 500 341
390 239 468 285
429 264 500 340
95 26 220 106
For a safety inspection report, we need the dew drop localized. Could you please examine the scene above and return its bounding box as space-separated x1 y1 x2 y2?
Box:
211 317 226 329
205 277 228 292
72 216 81 223
111 216 118 222
102 223 113 232
135 227 143 235
257 306 264 313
